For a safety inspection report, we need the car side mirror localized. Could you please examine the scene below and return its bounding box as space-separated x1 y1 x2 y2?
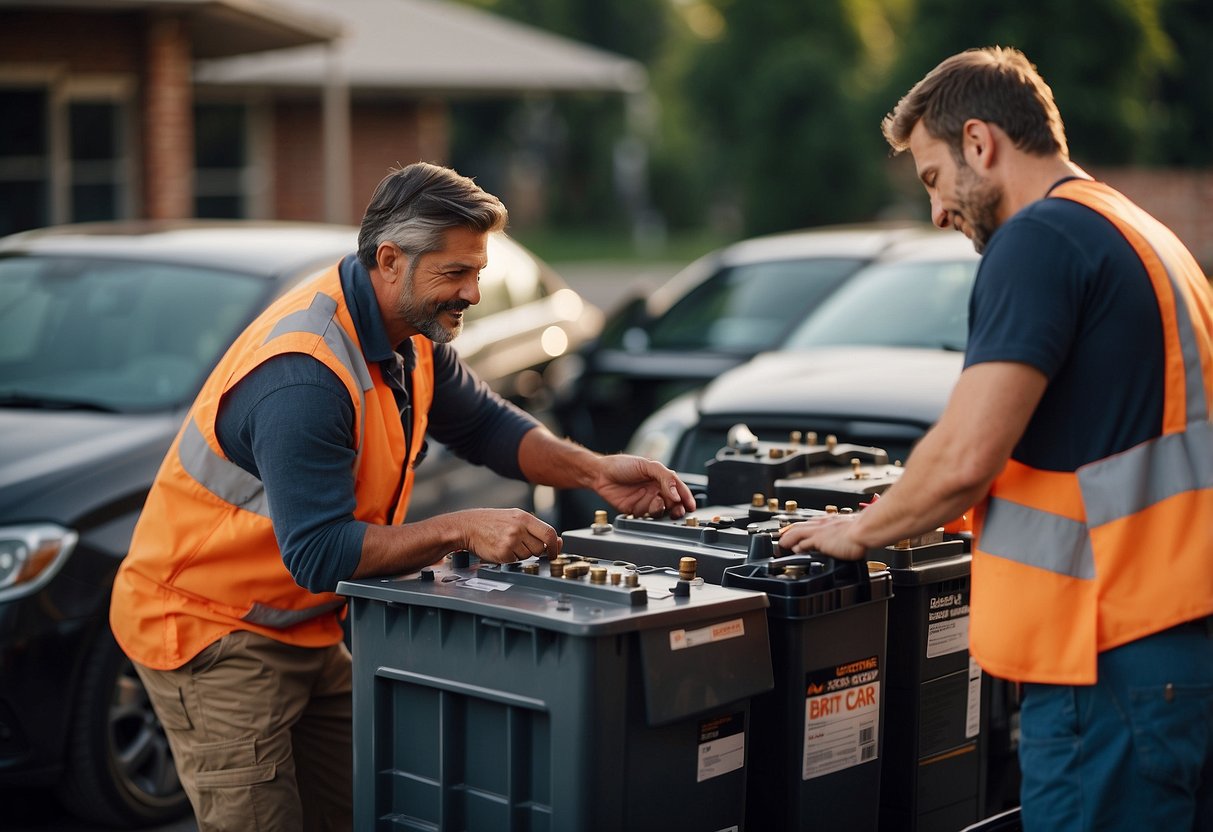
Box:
622 326 649 352
598 294 652 351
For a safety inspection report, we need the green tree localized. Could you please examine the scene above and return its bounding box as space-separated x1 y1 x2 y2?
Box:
673 0 897 235
878 0 1192 166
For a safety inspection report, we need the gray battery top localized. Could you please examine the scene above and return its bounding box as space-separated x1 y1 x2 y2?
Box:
338 552 771 637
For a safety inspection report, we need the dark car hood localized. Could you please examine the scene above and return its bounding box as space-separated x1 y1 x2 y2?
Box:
696 346 965 425
0 408 183 526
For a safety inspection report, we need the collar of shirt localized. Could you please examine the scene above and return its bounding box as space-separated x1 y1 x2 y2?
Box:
339 253 416 374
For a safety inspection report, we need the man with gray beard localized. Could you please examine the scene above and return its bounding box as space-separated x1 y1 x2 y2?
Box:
111 162 696 831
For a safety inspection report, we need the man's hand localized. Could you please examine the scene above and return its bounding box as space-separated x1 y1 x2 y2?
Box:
356 508 562 578
777 514 866 561
453 508 563 563
589 455 697 519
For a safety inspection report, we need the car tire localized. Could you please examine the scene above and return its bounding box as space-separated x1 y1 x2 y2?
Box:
56 627 191 828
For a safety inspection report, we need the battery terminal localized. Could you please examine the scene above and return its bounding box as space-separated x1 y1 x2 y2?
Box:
752 493 766 507
678 557 698 581
850 458 870 480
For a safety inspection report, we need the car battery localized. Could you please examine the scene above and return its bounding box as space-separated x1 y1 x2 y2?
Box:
774 459 905 512
560 505 823 583
705 428 888 507
873 531 986 832
722 555 892 832
338 551 775 832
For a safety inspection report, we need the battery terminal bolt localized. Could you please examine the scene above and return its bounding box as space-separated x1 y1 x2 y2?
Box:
752 493 766 507
590 566 608 584
790 430 803 444
522 562 539 575
769 447 785 459
850 458 870 479
549 557 568 578
826 434 838 450
784 500 798 513
807 431 819 446
591 510 612 535
825 505 839 514
783 564 807 579
624 572 640 588
685 516 699 527
767 498 780 512
678 557 698 581
840 507 854 515
609 571 622 586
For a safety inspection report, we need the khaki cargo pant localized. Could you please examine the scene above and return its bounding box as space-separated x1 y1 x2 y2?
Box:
134 631 353 832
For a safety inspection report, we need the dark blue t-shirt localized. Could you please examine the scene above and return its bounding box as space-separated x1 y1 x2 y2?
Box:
963 188 1164 472
215 255 541 592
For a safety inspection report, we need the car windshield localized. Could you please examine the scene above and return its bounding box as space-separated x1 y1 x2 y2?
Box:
646 257 865 352
0 255 268 412
782 258 978 352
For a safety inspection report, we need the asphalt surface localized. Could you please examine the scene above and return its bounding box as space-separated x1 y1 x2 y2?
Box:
3 261 679 831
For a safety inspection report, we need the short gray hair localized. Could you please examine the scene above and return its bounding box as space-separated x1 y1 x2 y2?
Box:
356 162 508 271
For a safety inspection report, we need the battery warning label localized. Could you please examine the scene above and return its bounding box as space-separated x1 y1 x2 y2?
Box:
803 656 880 781
697 712 745 783
926 590 970 658
670 618 745 651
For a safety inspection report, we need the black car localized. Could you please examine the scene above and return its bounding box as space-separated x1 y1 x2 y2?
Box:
0 220 600 827
622 228 980 477
551 223 944 456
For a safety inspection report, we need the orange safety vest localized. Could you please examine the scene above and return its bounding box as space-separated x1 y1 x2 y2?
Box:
969 179 1213 685
111 264 434 670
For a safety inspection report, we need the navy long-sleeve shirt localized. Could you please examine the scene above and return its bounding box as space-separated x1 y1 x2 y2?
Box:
215 254 541 592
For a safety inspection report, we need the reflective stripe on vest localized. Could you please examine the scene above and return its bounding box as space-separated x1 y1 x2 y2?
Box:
177 291 376 521
981 420 1213 580
971 179 1213 684
242 598 348 629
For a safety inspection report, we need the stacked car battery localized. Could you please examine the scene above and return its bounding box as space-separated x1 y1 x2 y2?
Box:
338 550 775 832
564 428 999 832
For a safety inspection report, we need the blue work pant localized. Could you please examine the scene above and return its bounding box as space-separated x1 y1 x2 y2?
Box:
1018 621 1213 831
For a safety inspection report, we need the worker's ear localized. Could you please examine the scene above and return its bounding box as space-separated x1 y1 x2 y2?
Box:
376 241 409 283
961 119 996 172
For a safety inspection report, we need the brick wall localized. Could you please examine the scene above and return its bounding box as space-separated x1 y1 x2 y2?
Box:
0 11 140 72
141 14 193 220
273 99 447 224
1089 167 1213 270
272 100 325 221
348 101 438 222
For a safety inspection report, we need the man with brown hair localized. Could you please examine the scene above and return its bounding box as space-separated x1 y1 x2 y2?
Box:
111 162 696 830
781 47 1213 829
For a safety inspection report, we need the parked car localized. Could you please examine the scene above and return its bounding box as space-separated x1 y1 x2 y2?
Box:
620 229 980 476
551 223 943 456
0 220 600 827
543 223 962 528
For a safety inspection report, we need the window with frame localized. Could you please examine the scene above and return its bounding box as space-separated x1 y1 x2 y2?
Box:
0 79 133 235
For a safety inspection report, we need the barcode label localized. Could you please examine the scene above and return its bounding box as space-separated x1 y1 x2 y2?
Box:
860 726 874 745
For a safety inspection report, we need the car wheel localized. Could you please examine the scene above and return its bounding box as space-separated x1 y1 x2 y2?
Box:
56 627 191 828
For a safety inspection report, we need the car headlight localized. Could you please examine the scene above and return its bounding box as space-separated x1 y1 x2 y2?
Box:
0 524 79 602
